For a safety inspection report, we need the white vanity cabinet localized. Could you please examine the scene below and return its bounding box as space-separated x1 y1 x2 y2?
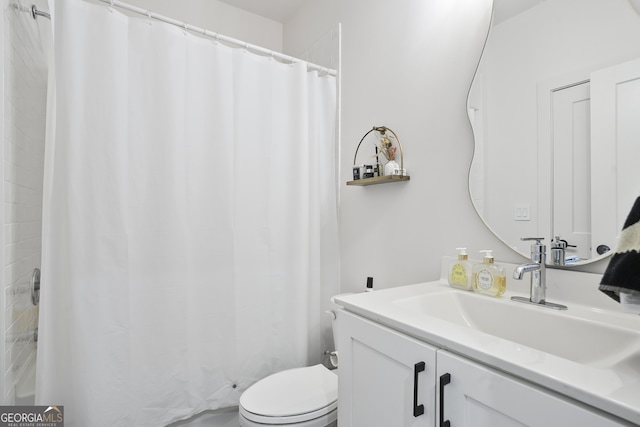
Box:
336 309 437 426
337 309 630 427
437 350 626 427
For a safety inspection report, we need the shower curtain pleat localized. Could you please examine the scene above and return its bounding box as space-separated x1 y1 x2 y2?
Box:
35 1 339 426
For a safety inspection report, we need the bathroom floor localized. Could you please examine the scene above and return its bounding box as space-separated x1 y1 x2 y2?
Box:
167 408 239 427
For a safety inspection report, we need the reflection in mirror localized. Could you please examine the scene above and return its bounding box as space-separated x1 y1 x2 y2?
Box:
468 0 640 266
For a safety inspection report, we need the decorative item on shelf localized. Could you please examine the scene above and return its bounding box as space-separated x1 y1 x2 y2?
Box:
347 126 410 186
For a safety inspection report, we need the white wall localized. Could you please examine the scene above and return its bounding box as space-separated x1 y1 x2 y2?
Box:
286 0 527 293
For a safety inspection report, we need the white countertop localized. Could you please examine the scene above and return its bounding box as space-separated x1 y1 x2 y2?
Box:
335 278 640 425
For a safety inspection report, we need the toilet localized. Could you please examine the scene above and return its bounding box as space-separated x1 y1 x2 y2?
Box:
238 364 337 427
238 296 345 427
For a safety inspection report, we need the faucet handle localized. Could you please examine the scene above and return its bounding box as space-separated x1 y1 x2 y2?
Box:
521 237 544 243
520 237 546 255
551 235 567 249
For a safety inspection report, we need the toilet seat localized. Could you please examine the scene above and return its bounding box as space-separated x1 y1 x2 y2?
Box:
239 364 337 425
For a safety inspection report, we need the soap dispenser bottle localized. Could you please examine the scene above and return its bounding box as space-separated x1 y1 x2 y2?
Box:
472 250 506 297
448 248 472 290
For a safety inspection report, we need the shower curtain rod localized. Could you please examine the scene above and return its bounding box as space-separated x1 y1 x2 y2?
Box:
95 0 337 77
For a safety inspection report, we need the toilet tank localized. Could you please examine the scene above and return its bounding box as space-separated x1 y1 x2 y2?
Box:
325 293 353 369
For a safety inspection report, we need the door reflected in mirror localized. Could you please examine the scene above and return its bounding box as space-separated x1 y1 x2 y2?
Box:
468 0 640 265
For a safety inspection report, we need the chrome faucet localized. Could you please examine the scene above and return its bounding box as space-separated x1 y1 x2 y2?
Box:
511 238 567 310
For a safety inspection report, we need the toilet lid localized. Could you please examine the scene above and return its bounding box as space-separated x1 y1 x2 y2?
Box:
240 364 337 423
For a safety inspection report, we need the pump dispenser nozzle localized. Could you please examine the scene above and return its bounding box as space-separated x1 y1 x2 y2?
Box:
479 249 494 263
456 248 468 260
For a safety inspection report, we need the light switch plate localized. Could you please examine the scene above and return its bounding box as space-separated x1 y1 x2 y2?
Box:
514 204 530 221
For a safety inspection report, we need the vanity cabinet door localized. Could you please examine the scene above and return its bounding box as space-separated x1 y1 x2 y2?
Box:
436 350 628 427
336 310 437 427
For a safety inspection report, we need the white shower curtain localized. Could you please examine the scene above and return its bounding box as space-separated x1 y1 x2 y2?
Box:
35 1 339 426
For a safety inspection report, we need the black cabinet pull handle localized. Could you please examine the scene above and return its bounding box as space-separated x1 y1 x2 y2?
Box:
440 373 451 427
413 361 425 417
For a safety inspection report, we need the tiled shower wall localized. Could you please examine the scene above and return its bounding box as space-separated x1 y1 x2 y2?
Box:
2 1 49 404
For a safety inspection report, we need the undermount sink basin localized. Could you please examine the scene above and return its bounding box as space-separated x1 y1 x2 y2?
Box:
393 289 640 372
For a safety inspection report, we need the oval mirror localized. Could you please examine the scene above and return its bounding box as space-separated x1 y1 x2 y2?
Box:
468 0 640 266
